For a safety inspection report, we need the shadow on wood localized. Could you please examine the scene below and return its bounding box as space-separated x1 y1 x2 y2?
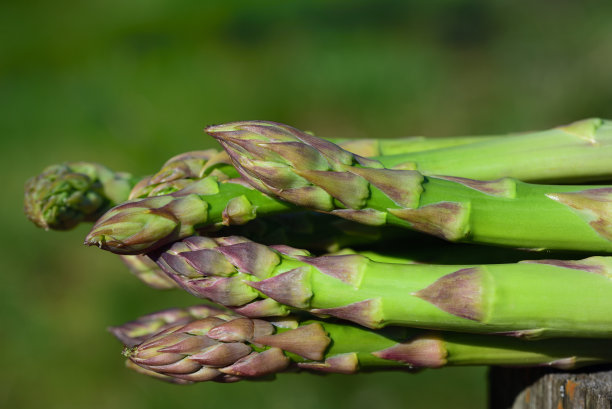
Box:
489 365 612 409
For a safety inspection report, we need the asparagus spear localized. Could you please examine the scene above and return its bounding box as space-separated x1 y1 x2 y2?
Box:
151 235 612 338
114 306 612 384
208 120 612 253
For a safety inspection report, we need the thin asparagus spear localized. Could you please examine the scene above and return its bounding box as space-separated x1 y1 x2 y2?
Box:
114 307 612 384
152 235 612 338
208 120 612 253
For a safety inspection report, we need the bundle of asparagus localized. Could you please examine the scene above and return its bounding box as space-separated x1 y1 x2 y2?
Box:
24 118 612 383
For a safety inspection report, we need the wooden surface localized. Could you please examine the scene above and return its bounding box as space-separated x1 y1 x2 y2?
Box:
489 366 612 409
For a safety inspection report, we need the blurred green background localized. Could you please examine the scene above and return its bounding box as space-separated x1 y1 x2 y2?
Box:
4 1 612 408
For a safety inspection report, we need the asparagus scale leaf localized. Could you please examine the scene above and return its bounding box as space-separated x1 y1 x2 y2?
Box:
208 120 612 253
113 306 612 384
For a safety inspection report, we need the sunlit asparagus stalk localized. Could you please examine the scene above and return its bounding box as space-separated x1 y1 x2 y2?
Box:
152 235 612 338
114 306 612 384
337 118 612 183
209 120 612 253
330 134 494 157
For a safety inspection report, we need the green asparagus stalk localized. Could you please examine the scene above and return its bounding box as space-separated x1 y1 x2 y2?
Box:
378 118 612 183
115 306 612 384
208 120 612 253
132 150 413 253
329 134 494 157
152 235 612 338
333 118 612 183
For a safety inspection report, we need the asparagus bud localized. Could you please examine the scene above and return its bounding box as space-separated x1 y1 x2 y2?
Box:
24 162 135 230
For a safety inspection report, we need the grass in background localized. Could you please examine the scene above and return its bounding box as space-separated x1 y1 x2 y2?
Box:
3 1 612 407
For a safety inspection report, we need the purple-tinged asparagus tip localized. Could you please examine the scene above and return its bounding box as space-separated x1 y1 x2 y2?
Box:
85 194 209 254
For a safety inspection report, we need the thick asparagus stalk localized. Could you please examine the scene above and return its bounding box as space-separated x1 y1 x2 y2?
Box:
209 120 612 253
152 235 612 338
114 306 612 384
